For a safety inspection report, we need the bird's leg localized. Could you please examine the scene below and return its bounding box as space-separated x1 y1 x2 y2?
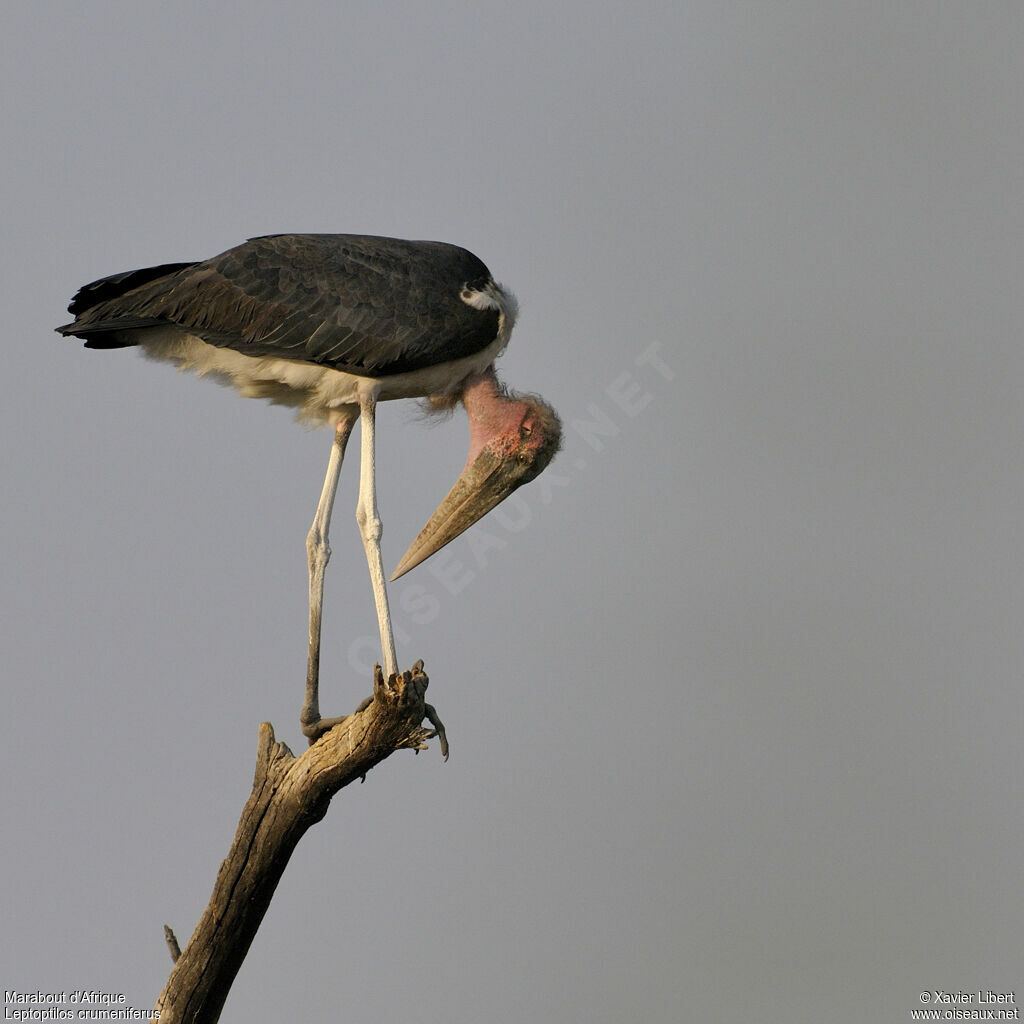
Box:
355 391 400 682
301 414 356 743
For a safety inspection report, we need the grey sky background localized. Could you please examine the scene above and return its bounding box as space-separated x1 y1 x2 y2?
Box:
3 3 1021 1021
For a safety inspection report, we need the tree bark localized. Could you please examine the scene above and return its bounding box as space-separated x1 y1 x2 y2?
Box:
153 662 446 1023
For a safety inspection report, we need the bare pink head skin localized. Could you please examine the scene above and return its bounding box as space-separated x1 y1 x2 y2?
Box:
391 367 562 579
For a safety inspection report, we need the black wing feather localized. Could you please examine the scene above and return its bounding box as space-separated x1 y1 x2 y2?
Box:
57 234 501 376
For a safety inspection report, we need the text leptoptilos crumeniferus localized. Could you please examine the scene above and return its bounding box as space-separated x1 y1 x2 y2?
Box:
58 234 561 741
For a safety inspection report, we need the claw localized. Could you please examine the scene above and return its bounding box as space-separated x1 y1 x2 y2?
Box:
424 701 449 761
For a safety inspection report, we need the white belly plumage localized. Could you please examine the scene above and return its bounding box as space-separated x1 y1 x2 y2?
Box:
135 328 508 428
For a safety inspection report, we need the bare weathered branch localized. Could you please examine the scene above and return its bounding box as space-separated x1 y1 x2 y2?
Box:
153 662 445 1023
163 925 181 963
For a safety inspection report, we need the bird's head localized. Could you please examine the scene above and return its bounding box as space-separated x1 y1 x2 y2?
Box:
391 372 561 580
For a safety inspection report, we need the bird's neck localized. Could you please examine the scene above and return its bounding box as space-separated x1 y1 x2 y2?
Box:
463 369 526 465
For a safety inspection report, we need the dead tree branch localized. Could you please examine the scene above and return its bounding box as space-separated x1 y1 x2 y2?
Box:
152 661 446 1023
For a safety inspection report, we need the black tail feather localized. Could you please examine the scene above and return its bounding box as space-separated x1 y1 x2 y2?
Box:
66 262 196 317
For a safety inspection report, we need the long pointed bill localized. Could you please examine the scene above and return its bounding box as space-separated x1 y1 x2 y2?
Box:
391 395 562 581
391 447 525 580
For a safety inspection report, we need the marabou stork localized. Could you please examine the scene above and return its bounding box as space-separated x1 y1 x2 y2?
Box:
57 234 561 741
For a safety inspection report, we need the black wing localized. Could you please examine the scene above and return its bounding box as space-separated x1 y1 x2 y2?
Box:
56 234 502 377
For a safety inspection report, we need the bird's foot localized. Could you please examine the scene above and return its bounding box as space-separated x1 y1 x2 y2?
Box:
301 660 448 760
300 697 372 745
373 660 449 760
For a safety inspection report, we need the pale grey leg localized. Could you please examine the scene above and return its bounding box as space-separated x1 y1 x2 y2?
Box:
301 415 356 742
355 391 399 681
